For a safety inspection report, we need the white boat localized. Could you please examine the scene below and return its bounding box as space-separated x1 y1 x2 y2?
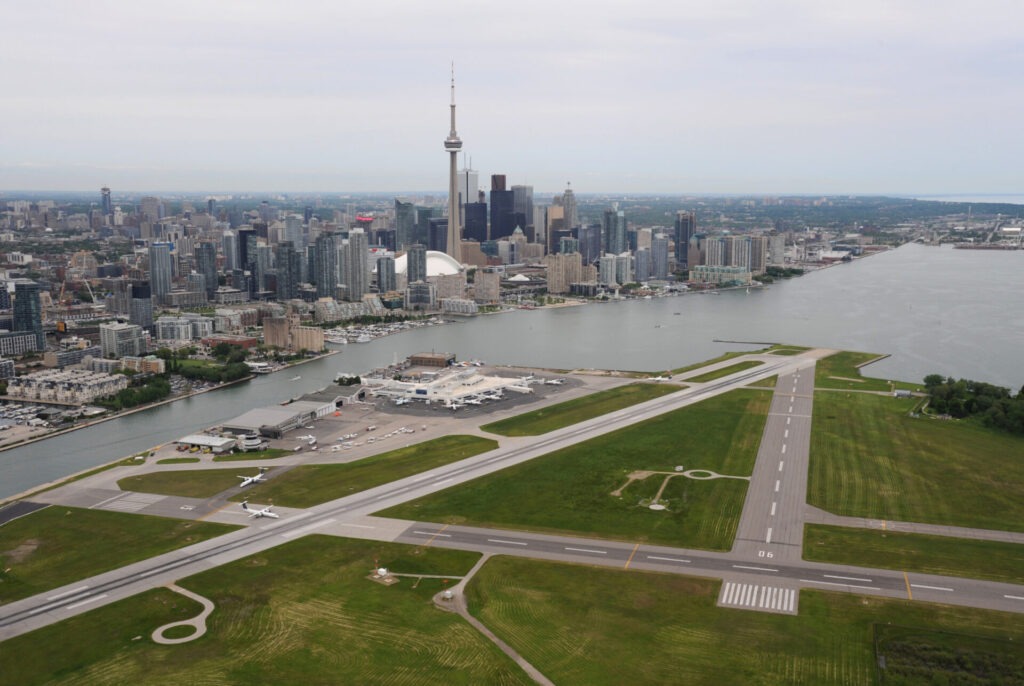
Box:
290 376 301 381
354 334 372 343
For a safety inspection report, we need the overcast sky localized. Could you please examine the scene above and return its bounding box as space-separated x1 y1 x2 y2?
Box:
2 0 1022 194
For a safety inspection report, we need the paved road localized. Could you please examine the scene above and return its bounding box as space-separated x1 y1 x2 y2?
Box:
2 350 1022 642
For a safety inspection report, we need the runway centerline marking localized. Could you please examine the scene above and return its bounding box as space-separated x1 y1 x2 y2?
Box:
786 417 791 425
781 444 787 454
770 502 777 516
565 547 606 555
487 538 527 546
801 579 880 591
774 480 781 492
778 461 785 472
784 429 789 438
66 594 108 610
765 528 773 544
911 584 954 592
1004 595 1024 601
823 574 872 583
434 478 453 485
47 586 89 601
733 565 778 572
646 555 690 564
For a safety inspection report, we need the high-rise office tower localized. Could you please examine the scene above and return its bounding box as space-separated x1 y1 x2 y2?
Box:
578 224 601 265
344 228 369 302
276 241 301 300
314 233 338 298
207 197 216 216
395 199 417 250
100 187 112 216
428 218 449 253
140 196 163 222
195 241 218 299
407 244 428 284
129 281 154 330
13 280 44 350
148 242 173 304
651 233 670 280
236 228 256 270
674 211 697 265
463 202 487 242
602 210 627 255
562 184 578 229
444 69 463 262
489 175 515 239
458 165 478 223
635 247 651 283
222 231 239 272
284 215 304 248
512 185 534 240
377 256 397 293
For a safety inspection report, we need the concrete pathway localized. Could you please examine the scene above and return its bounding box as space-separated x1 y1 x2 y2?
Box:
151 584 215 645
433 554 555 686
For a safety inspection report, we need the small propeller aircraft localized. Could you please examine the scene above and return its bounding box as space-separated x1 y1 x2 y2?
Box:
237 467 269 488
241 499 279 519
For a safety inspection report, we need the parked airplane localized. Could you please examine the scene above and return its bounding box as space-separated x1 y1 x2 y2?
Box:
651 376 671 382
237 467 269 488
241 500 279 519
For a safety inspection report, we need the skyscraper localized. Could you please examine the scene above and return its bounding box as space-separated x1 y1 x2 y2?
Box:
512 185 534 240
195 241 218 299
407 244 427 284
458 165 478 223
13 280 44 350
651 233 670 280
314 233 338 298
276 242 301 301
444 68 463 262
222 230 239 272
602 209 627 255
148 242 173 304
489 175 515 239
100 187 112 216
344 228 369 302
377 256 397 293
674 211 697 265
129 281 154 330
395 199 417 250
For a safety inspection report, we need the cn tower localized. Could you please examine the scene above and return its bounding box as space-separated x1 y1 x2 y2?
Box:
444 66 463 262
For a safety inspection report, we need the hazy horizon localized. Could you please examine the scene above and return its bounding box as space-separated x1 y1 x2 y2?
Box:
3 1 1021 195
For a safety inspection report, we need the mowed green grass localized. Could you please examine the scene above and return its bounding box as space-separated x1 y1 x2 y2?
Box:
231 435 498 508
0 507 237 604
814 350 896 391
465 556 1024 686
380 390 769 550
809 392 1024 530
683 360 764 382
118 467 267 498
156 457 200 464
0 537 531 685
480 383 680 436
212 448 291 462
670 349 761 375
804 524 1024 585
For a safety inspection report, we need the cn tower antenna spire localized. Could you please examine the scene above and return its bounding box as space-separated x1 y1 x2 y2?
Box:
444 64 464 262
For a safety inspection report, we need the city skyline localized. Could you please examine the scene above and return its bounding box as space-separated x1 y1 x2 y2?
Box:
2 1 1022 194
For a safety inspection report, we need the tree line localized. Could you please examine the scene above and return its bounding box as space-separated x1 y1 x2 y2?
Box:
924 375 1024 435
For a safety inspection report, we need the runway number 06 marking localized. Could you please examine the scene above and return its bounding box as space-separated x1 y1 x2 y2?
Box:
758 550 774 559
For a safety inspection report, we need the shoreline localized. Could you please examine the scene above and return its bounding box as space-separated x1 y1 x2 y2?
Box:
0 350 340 456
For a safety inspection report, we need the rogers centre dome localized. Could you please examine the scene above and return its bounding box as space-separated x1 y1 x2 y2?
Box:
390 250 463 276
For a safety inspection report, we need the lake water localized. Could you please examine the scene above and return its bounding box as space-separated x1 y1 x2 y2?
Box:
1 242 1021 500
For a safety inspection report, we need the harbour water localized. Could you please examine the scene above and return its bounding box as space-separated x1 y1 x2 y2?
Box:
1 242 1021 500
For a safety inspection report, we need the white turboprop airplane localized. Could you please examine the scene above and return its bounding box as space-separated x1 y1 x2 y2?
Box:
241 500 279 519
237 467 269 488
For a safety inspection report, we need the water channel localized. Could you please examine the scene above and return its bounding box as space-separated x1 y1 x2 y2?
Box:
1 242 1021 500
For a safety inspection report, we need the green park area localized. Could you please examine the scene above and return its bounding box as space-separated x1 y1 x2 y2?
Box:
814 350 917 392
808 392 1024 531
804 524 1024 585
230 435 497 508
156 457 200 465
669 350 756 375
212 448 290 462
0 537 530 685
464 556 1024 686
480 383 679 436
0 507 237 604
381 389 769 550
683 359 764 383
117 467 269 499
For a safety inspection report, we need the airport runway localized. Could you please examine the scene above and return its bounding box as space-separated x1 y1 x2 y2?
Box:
3 350 1022 642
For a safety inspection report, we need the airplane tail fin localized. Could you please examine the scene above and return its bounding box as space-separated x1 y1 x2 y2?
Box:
241 500 249 510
